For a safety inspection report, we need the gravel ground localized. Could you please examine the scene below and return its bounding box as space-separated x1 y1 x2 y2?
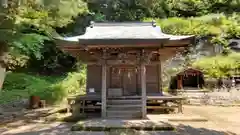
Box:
0 105 239 135
182 90 240 105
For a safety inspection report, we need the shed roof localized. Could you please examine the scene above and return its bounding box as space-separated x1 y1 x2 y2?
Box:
177 68 203 76
55 21 195 47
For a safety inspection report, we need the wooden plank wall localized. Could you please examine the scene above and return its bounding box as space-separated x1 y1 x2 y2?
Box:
86 64 159 95
86 65 102 93
145 65 159 94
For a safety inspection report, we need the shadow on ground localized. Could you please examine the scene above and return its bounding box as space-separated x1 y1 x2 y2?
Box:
0 122 238 135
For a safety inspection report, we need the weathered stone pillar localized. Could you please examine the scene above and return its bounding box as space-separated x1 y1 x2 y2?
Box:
140 63 147 118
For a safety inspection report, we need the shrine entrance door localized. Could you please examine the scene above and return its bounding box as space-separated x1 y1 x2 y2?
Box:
109 66 138 96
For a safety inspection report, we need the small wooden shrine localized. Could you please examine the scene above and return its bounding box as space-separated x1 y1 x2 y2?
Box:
170 68 205 90
55 21 195 118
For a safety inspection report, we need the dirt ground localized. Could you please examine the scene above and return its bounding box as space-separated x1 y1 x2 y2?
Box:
0 105 240 135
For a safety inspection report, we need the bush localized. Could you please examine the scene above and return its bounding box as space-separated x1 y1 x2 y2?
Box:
57 70 86 96
145 13 240 38
0 70 86 104
192 52 240 78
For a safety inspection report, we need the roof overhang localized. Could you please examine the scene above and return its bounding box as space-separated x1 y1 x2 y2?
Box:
55 36 195 50
54 21 195 50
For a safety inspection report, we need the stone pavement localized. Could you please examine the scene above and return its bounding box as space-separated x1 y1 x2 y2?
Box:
0 122 235 135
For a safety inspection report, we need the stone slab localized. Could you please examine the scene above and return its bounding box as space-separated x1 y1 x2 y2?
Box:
147 114 208 122
71 119 174 131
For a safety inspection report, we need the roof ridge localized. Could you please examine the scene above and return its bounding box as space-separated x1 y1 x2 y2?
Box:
92 22 154 27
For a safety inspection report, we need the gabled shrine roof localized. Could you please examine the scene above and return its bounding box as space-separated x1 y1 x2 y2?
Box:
55 21 195 47
61 22 192 41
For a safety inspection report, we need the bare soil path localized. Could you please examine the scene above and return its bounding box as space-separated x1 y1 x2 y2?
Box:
0 105 239 135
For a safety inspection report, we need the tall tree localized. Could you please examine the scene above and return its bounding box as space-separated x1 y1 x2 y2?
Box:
0 0 88 70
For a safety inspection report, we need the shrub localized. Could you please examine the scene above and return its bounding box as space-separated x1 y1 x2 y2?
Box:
57 70 86 96
1 72 51 103
144 13 240 38
192 52 240 78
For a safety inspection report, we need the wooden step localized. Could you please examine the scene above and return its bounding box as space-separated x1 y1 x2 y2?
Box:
107 106 141 111
107 110 141 114
106 110 142 118
107 104 142 108
107 99 142 105
106 114 142 119
107 96 141 100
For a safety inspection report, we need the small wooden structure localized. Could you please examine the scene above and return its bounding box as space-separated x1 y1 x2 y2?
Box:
170 68 205 90
55 21 195 119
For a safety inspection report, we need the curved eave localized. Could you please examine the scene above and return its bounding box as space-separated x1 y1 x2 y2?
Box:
55 37 171 49
78 38 170 45
54 37 78 46
55 36 195 50
165 35 195 47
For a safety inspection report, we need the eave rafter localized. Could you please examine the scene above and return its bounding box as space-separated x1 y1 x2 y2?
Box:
61 44 189 66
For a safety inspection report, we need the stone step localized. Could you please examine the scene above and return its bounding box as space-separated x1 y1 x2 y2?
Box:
71 119 174 131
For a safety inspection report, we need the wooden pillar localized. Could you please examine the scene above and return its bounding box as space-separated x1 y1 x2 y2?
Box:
197 72 200 88
158 50 162 92
177 75 183 90
140 63 147 118
101 63 107 118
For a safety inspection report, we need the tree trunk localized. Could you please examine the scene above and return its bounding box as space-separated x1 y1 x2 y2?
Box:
0 41 8 91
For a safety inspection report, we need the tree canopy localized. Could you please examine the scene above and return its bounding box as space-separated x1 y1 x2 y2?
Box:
0 0 239 74
1 0 240 104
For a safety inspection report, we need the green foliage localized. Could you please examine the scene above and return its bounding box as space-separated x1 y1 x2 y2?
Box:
1 0 240 105
145 14 240 55
11 33 50 60
166 0 240 17
146 14 240 38
0 71 86 104
15 0 88 29
1 72 51 103
26 41 77 75
0 0 88 72
54 69 86 96
88 0 171 21
193 53 240 78
88 0 240 22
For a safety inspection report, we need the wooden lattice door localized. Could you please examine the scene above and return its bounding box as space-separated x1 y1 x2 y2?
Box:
122 67 137 96
110 67 123 88
109 66 137 96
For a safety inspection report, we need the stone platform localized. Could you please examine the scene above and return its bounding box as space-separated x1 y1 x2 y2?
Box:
147 114 208 122
71 119 174 131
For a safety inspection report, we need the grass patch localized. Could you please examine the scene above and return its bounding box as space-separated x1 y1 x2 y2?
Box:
0 70 86 104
